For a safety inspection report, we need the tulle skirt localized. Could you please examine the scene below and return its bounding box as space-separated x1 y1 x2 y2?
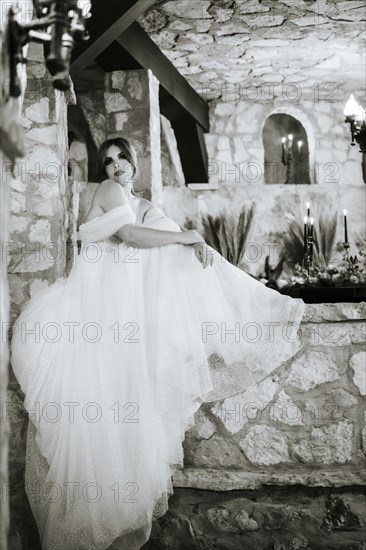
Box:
10 239 305 549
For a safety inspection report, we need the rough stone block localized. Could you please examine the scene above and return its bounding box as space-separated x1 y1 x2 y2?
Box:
25 98 49 123
206 503 259 533
25 126 57 146
28 219 51 244
293 421 353 464
110 71 126 90
240 426 290 465
189 433 248 468
186 409 217 440
211 377 279 434
10 216 30 234
350 352 366 396
104 93 131 113
161 0 212 19
303 302 366 323
270 389 304 426
286 350 344 392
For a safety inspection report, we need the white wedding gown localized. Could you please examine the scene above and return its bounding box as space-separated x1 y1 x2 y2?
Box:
10 203 305 550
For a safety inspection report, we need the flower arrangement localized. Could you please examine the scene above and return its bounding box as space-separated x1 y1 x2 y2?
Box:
270 240 366 288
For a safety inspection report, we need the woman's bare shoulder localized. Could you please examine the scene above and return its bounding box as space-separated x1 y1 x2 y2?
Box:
83 181 114 223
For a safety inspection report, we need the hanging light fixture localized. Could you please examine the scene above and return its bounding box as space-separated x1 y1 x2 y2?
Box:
344 94 366 153
7 0 91 97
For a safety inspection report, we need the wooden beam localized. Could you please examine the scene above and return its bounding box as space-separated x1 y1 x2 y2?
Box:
116 23 210 132
70 0 156 77
71 8 210 182
171 119 209 183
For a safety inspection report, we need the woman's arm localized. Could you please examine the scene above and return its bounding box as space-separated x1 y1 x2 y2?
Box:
117 225 203 248
98 179 203 248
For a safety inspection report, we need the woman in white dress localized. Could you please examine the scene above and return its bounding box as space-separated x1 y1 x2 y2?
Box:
10 137 305 550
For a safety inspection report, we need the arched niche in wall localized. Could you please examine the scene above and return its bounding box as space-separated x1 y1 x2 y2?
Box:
263 113 311 184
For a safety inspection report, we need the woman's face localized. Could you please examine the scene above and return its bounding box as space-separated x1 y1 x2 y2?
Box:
104 144 134 185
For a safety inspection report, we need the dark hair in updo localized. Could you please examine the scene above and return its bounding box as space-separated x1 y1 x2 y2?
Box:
97 137 139 182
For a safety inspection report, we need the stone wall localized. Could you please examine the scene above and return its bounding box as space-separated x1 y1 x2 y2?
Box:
173 303 366 489
160 180 366 278
145 485 366 549
8 42 74 317
139 0 366 266
7 42 74 549
158 97 366 275
144 301 366 549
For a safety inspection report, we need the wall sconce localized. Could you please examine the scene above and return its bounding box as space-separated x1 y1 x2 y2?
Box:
344 94 366 154
8 0 90 97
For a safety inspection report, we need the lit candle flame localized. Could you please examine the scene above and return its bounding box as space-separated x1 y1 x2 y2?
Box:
344 94 360 117
282 137 286 143
288 134 293 140
306 201 310 209
343 209 347 216
304 216 308 223
356 104 366 122
310 217 314 225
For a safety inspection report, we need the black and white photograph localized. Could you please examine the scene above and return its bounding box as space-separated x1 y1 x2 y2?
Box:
1 1 366 549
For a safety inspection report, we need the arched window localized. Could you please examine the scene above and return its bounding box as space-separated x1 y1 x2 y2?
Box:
263 113 310 184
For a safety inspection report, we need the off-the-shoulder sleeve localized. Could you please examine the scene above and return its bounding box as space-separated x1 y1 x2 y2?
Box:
79 204 136 243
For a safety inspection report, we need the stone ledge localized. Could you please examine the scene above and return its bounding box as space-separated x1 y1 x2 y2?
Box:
173 468 366 491
303 302 366 323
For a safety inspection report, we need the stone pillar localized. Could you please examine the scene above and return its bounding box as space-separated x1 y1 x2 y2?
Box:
0 2 32 547
9 41 75 301
6 41 75 547
105 69 163 206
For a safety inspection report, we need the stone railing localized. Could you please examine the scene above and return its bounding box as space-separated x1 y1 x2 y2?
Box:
175 302 366 491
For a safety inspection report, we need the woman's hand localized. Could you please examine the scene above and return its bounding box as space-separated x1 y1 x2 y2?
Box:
191 242 215 268
178 229 205 245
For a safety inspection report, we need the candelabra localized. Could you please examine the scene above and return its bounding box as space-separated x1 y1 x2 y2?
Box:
344 95 366 154
7 0 90 97
281 135 303 184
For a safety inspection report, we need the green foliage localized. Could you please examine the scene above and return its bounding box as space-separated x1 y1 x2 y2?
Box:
201 205 255 267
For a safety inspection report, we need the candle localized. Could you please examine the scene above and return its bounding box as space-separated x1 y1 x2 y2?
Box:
309 217 314 262
343 209 348 244
303 216 308 252
306 201 310 218
297 140 303 153
288 134 293 155
282 136 286 155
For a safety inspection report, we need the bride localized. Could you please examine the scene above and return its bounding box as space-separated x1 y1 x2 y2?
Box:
10 137 305 550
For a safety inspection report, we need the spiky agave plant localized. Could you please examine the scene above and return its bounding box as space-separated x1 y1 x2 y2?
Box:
201 205 255 266
281 212 338 269
314 213 338 268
